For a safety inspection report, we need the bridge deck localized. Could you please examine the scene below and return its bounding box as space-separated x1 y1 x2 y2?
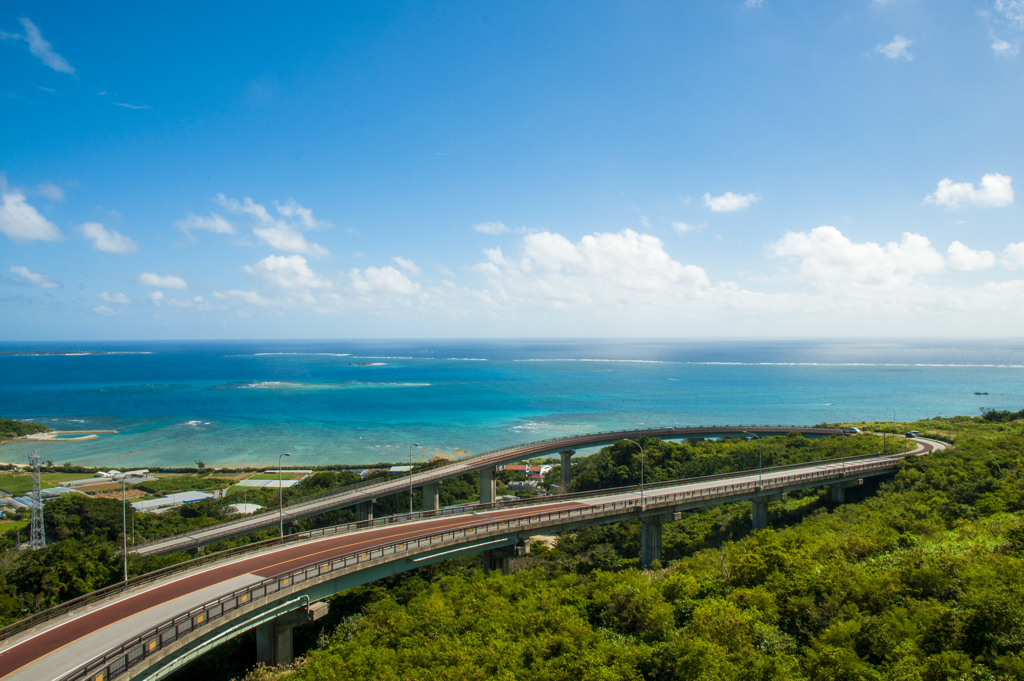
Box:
0 437 943 681
137 425 845 556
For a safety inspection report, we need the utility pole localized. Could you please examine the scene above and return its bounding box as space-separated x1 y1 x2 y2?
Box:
28 452 45 550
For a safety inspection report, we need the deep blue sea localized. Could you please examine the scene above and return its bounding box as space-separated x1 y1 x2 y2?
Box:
0 339 1021 468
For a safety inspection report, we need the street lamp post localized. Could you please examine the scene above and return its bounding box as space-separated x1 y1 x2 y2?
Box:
743 432 763 489
121 476 128 582
409 443 420 514
623 439 645 507
840 429 847 475
278 452 290 540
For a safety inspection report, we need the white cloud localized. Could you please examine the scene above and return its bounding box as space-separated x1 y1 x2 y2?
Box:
472 228 710 311
96 291 132 304
0 18 75 74
673 221 705 235
213 289 282 306
925 173 1014 208
252 223 329 257
473 221 509 235
276 199 331 230
0 188 62 242
770 226 945 287
244 255 333 290
744 0 764 7
139 272 188 290
35 183 64 201
877 35 914 60
80 222 138 254
995 0 1024 30
175 213 234 236
10 265 58 289
392 256 422 274
702 191 759 212
992 38 1019 56
215 193 329 257
113 102 152 110
349 266 420 295
92 306 115 316
149 291 164 307
1001 242 1024 269
947 241 995 270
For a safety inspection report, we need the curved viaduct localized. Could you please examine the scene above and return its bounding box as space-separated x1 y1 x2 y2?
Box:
0 436 945 681
138 426 845 556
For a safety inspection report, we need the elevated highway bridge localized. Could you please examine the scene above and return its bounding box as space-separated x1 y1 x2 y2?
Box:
0 434 946 681
137 425 846 556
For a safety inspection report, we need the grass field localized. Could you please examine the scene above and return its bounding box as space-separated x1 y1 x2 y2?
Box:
0 473 91 495
247 473 306 481
135 475 234 495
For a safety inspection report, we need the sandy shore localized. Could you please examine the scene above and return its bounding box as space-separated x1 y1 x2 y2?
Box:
21 430 118 442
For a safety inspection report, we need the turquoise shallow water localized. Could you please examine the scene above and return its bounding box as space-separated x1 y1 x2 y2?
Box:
0 339 1021 468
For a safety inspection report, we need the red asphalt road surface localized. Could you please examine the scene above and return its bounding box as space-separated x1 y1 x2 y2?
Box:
1 438 940 679
0 502 588 679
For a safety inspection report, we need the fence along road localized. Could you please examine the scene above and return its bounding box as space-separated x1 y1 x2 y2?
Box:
0 436 945 681
136 425 845 556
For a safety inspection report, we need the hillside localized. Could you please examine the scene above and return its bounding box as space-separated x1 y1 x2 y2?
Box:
0 418 49 443
231 417 1024 681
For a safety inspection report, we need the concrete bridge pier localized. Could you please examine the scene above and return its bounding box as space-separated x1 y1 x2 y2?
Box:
640 513 674 567
256 601 329 666
422 481 440 512
483 540 530 575
479 466 497 505
751 493 785 530
560 450 575 488
830 478 863 504
355 500 374 522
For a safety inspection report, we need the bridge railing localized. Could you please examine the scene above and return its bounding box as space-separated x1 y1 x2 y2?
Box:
0 438 894 648
58 453 898 681
136 425 842 552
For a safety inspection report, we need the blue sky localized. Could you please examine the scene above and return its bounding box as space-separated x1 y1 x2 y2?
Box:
2 1 1022 339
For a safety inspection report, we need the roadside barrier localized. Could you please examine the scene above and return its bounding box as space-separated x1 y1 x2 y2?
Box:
57 452 905 681
138 425 843 553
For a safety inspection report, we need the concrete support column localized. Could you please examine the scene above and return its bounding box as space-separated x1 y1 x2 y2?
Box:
282 520 295 536
256 621 294 667
422 481 440 512
560 450 575 488
256 601 329 667
751 492 785 531
482 541 528 575
752 499 768 530
482 549 511 576
640 514 673 568
830 478 862 504
355 500 373 522
479 466 497 505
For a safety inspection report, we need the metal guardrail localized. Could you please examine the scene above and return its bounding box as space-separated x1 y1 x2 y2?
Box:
56 452 902 681
0 435 894 648
138 425 844 552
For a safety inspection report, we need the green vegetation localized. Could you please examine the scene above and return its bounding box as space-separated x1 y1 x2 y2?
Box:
200 417 1024 681
8 418 1023 681
135 475 235 496
569 431 899 494
246 473 306 481
0 418 49 441
0 473 90 495
982 408 1024 423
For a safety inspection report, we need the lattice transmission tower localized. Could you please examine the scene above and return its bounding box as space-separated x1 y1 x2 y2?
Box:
28 451 45 549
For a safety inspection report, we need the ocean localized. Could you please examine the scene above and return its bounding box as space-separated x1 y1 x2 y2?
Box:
0 339 1021 468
